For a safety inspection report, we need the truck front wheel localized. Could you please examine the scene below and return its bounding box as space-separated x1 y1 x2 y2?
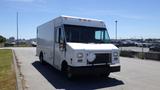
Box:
106 71 110 77
66 66 74 79
61 62 74 79
39 53 44 64
100 66 110 78
100 71 110 78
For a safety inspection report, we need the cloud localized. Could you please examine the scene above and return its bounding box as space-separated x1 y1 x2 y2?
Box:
2 0 48 13
6 0 35 2
74 8 147 20
5 0 45 3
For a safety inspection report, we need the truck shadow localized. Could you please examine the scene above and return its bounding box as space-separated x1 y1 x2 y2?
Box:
32 61 124 90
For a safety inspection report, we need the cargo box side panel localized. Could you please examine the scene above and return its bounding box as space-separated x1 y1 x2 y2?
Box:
37 20 55 65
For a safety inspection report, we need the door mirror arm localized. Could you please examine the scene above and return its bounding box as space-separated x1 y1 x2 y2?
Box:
59 41 66 51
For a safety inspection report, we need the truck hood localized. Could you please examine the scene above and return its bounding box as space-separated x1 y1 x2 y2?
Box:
67 43 118 50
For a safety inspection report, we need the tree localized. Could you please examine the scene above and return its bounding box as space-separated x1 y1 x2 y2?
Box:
0 35 6 43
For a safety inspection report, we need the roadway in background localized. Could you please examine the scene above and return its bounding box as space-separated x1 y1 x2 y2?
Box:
120 47 149 52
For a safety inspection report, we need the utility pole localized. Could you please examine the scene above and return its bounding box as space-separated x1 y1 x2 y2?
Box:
16 12 19 47
115 20 118 40
141 37 144 59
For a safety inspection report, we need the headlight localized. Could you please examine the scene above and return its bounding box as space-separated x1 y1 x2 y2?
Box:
77 53 83 58
87 53 96 62
113 52 119 62
113 52 118 57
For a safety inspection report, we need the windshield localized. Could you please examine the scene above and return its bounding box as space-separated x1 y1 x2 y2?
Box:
64 25 110 43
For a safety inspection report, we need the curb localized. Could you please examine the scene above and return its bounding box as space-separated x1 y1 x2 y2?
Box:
12 50 23 90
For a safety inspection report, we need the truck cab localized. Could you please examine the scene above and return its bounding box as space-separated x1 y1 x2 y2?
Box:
37 16 120 78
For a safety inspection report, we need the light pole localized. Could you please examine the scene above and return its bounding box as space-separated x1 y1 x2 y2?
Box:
141 37 144 59
16 12 19 47
115 20 118 40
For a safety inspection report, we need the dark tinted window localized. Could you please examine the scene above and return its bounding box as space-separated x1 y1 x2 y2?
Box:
64 25 110 43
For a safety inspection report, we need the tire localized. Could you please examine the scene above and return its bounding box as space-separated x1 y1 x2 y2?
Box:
106 71 110 77
100 71 110 78
66 66 74 79
100 66 110 78
39 53 44 64
61 62 74 79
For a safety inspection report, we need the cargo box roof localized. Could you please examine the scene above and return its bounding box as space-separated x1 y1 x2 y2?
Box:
38 15 107 29
53 15 106 28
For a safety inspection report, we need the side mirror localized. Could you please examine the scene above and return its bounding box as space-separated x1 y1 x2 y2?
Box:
59 40 66 51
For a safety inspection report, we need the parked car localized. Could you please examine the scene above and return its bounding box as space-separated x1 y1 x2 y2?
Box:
149 45 160 52
110 40 121 47
120 40 136 47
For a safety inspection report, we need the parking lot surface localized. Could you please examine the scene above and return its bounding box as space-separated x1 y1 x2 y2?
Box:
12 47 160 90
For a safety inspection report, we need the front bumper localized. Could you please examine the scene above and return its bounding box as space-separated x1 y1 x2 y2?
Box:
68 64 120 75
110 64 121 72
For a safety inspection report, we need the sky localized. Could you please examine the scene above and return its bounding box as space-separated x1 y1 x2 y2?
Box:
0 0 160 39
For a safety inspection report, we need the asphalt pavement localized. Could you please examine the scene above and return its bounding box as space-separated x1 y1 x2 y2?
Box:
12 47 160 90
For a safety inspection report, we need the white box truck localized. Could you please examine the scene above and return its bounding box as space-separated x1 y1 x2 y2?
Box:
37 16 120 78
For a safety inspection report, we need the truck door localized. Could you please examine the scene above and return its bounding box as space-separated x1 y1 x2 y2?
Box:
54 27 66 69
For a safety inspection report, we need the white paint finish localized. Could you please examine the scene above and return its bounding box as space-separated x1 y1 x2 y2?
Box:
37 15 106 29
36 16 119 70
54 15 106 28
61 15 103 22
37 20 54 65
67 43 118 50
66 43 120 66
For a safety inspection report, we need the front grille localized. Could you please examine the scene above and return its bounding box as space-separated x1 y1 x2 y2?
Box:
89 53 111 64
